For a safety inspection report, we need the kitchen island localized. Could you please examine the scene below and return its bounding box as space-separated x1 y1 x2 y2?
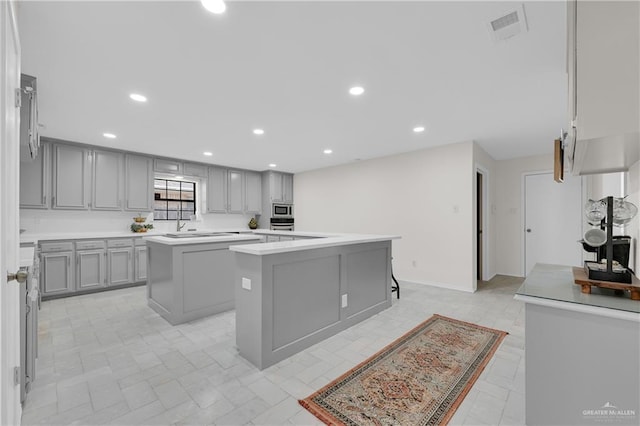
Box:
515 264 639 426
145 233 261 325
230 232 400 369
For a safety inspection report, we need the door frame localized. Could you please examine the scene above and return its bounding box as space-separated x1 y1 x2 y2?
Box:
475 165 490 283
521 170 586 276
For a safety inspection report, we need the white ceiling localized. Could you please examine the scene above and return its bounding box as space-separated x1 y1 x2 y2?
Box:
17 1 567 174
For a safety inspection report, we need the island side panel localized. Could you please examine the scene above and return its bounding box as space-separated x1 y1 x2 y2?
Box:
271 254 341 351
181 246 235 319
525 303 640 425
235 253 265 369
342 243 391 321
235 240 394 370
147 241 174 317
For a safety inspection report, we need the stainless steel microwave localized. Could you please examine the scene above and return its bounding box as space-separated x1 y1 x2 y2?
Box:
272 203 293 217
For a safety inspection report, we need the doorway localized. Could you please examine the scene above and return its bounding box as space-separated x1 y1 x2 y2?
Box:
524 172 583 275
477 171 483 280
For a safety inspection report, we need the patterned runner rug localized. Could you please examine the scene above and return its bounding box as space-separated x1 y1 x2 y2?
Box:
299 314 508 425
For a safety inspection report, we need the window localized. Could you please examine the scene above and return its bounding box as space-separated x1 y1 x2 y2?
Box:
153 179 196 220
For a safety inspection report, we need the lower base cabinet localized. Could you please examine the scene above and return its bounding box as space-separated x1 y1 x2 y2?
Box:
107 247 133 286
41 251 74 296
134 246 147 282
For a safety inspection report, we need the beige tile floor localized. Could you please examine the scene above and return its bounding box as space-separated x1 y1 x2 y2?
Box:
22 275 525 426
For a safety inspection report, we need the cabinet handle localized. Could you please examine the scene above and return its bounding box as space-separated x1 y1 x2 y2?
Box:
43 195 46 205
52 196 56 206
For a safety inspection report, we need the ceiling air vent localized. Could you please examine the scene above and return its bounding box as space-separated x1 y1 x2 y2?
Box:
487 5 528 41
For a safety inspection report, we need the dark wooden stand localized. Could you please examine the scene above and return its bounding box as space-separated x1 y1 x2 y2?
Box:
573 267 640 300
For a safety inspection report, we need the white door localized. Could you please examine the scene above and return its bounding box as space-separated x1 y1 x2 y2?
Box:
525 172 583 275
1 1 22 424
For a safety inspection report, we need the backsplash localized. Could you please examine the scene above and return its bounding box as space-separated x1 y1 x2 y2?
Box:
20 209 258 235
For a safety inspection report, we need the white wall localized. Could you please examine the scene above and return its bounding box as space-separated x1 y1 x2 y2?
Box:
494 154 553 276
295 141 476 292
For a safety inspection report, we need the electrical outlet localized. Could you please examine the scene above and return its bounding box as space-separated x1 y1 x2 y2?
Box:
242 277 251 290
341 294 348 308
412 260 417 267
453 205 459 213
13 366 20 386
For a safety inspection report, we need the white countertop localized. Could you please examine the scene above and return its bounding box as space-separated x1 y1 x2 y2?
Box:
145 233 262 246
230 232 401 255
515 263 640 321
20 228 260 244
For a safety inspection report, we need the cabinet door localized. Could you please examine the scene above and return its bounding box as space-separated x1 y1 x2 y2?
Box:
207 166 227 213
134 246 147 282
52 144 90 209
154 158 183 174
92 150 123 210
107 248 133 286
125 154 153 211
227 170 244 214
20 142 49 209
41 251 74 295
269 172 284 202
282 173 293 203
76 249 106 289
183 162 208 178
245 171 262 214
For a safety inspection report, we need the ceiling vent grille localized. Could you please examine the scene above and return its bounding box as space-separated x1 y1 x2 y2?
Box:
488 5 528 41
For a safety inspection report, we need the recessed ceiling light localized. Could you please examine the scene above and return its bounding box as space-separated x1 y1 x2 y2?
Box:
201 0 226 14
349 86 365 96
413 126 426 133
129 93 147 103
103 133 117 139
323 149 333 154
253 129 265 135
268 163 277 168
203 151 213 156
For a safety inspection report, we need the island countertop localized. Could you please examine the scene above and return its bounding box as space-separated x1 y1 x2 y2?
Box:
230 232 401 255
145 233 262 246
515 263 640 320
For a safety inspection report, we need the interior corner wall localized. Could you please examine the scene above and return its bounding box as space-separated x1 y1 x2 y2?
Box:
494 153 554 277
294 141 476 292
472 142 497 282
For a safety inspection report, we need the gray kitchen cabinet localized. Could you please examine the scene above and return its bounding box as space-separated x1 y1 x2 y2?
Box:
134 245 147 282
154 158 183 174
52 144 90 209
125 154 153 211
227 170 244 213
267 171 294 203
92 150 123 210
76 249 106 290
20 141 49 209
207 166 228 213
183 162 208 178
244 171 262 214
40 250 74 297
107 248 133 286
566 0 640 175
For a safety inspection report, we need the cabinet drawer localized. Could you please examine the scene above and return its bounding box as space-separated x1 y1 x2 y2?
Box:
40 242 73 253
134 238 147 246
107 239 133 248
76 240 106 250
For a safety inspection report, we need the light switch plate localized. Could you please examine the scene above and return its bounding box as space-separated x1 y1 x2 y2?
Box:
341 294 348 308
242 277 251 290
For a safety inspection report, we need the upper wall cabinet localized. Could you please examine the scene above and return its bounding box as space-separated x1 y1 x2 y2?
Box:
92 150 123 210
183 162 208 178
154 158 183 174
267 171 293 203
207 166 228 213
244 171 262 214
52 144 90 209
20 142 49 209
125 154 153 211
567 0 640 175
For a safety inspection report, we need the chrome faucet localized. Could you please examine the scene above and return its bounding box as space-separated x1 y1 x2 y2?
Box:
176 218 186 232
